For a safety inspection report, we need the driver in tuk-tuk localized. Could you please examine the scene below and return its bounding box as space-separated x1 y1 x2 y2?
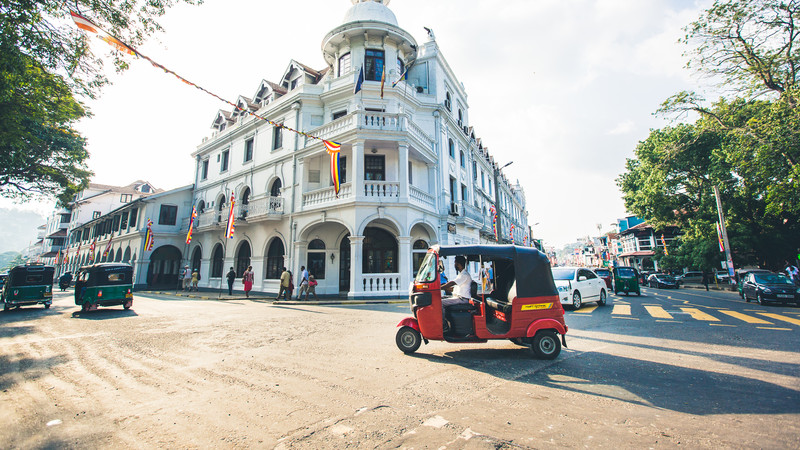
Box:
441 255 473 307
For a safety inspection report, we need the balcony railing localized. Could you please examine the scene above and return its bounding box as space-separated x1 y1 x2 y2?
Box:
242 196 284 220
364 181 399 199
409 185 435 209
361 273 402 294
303 111 433 148
303 183 353 208
461 202 485 224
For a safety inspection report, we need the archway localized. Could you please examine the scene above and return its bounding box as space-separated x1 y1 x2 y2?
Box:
106 248 114 263
264 238 284 279
191 247 202 273
270 178 282 197
339 234 351 292
235 241 251 277
114 249 122 262
363 227 398 273
197 199 206 213
147 245 182 289
211 244 224 278
307 239 326 281
123 246 132 263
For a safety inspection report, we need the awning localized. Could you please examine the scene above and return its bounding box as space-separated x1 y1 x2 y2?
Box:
47 229 67 238
41 251 59 258
619 251 655 257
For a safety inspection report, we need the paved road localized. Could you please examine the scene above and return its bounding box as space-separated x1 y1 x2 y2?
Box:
1 287 799 448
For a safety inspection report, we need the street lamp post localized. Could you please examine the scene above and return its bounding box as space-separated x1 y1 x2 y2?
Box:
493 161 513 244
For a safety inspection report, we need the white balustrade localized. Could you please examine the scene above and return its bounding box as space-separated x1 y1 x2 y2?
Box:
302 183 353 207
362 273 402 294
364 181 399 199
406 118 435 149
409 185 435 208
243 196 284 219
360 112 401 131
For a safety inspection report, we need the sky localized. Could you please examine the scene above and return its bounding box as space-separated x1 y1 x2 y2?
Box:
3 0 715 249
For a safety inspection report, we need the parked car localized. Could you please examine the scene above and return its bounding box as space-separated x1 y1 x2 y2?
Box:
593 267 613 290
742 272 800 305
647 273 679 289
678 271 703 285
736 268 771 298
551 267 607 310
714 270 732 283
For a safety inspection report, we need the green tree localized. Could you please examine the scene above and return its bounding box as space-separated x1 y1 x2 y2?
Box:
0 0 201 204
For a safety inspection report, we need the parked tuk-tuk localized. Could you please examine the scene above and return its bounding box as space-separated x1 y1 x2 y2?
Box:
612 266 641 296
74 263 134 312
2 264 54 311
396 245 567 359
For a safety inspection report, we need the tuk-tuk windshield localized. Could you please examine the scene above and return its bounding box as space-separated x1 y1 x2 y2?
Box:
616 268 636 277
415 252 437 283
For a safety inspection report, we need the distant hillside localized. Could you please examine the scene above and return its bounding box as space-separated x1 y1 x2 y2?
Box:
0 251 21 270
0 208 46 253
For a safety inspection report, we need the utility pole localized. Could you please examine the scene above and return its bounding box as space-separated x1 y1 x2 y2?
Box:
713 185 735 282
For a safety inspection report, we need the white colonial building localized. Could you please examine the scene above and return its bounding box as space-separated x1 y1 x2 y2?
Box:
188 0 531 298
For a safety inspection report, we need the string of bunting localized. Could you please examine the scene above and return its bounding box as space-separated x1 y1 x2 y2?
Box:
69 8 344 196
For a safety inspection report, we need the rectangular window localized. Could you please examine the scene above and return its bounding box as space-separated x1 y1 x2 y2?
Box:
120 194 132 203
472 161 477 179
112 215 121 232
92 211 101 219
220 150 229 172
158 205 178 226
120 211 129 230
481 170 485 189
244 138 254 162
332 110 347 120
273 124 283 150
202 160 209 180
307 253 326 280
365 49 385 81
449 177 457 202
60 214 70 223
408 161 413 184
364 155 385 181
338 52 351 77
128 208 138 230
309 170 321 183
461 184 467 204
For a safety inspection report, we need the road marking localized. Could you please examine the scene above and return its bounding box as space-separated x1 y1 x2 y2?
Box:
709 323 736 327
574 305 597 314
655 320 679 323
644 305 673 319
612 305 631 315
719 310 772 324
758 313 800 327
615 316 639 320
680 307 720 321
756 327 792 331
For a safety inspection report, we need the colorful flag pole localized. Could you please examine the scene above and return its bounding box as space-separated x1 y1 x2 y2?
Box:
186 206 197 244
103 236 113 258
490 205 498 241
324 140 342 196
225 193 236 240
88 239 97 262
354 67 364 94
145 219 155 251
660 234 669 256
716 223 725 253
380 65 386 98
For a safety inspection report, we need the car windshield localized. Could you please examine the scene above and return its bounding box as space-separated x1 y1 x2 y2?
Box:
415 252 437 283
551 268 575 280
617 268 635 277
595 269 610 277
754 273 793 285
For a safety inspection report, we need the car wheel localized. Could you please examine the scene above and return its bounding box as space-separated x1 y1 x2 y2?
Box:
597 290 607 306
396 326 421 354
530 331 561 360
572 291 582 310
123 300 132 310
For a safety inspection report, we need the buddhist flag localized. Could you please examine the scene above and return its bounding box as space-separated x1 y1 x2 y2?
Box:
55 250 61 265
380 65 386 98
661 234 669 256
354 67 364 94
324 140 342 196
69 10 137 56
145 219 154 251
225 193 236 239
391 67 408 88
716 223 725 253
103 236 113 258
89 239 97 261
510 224 515 243
186 206 197 244
490 205 498 240
63 248 69 264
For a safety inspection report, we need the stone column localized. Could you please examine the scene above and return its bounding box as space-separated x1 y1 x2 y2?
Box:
352 140 365 201
293 240 307 297
398 235 412 293
349 235 364 298
398 142 409 202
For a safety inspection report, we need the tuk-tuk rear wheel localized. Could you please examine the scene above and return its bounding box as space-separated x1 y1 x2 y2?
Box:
3 302 10 312
531 331 561 360
124 300 132 310
44 303 50 309
396 326 422 354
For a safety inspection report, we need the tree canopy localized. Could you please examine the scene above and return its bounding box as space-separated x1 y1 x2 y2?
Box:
619 0 800 271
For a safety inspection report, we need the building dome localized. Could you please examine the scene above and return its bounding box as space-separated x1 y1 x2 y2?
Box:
342 0 398 27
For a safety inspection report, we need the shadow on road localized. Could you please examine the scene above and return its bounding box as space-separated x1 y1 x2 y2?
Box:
0 353 68 391
70 309 139 320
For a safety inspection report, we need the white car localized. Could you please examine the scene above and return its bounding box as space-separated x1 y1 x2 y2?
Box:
551 267 608 310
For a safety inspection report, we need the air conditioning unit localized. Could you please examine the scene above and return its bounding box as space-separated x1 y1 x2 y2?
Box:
450 202 460 216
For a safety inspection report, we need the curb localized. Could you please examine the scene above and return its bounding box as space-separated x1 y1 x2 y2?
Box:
139 291 408 305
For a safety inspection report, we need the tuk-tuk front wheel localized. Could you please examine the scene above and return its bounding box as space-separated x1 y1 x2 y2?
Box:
531 331 561 360
396 326 422 354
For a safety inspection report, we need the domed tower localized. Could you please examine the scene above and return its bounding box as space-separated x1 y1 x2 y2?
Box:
322 0 417 82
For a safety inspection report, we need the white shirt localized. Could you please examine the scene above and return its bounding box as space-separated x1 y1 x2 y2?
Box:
454 269 473 299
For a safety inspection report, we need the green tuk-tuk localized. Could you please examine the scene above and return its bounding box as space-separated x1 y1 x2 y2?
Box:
2 264 54 311
74 263 134 312
613 266 641 296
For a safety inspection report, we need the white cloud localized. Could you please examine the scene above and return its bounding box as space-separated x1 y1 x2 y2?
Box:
607 120 635 136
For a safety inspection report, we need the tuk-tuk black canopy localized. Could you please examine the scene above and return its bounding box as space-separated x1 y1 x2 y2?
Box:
78 263 133 286
433 245 557 298
7 265 55 287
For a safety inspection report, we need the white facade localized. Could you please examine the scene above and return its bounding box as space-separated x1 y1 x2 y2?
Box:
188 0 531 297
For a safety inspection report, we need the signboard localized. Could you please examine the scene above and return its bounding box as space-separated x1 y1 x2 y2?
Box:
447 223 456 234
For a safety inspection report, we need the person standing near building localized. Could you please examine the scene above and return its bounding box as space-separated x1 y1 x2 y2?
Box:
226 267 236 296
190 268 199 292
242 265 254 298
785 260 800 286
297 265 309 300
276 267 290 300
181 265 192 291
306 275 318 300
701 270 710 291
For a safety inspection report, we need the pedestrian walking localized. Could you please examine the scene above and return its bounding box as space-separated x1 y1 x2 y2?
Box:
191 268 199 291
276 267 290 300
297 265 310 300
243 265 254 298
701 270 710 291
306 275 318 300
181 265 191 291
226 267 236 296
785 260 800 286
288 271 294 299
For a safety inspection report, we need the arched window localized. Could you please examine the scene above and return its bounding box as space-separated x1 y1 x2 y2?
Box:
240 187 251 218
307 239 326 280
197 200 206 213
445 91 452 111
114 248 122 262
218 195 226 211
338 52 351 77
270 179 282 197
235 241 251 277
106 248 114 262
211 244 224 278
448 139 455 158
191 247 202 273
123 247 132 263
363 227 397 273
265 238 285 279
412 239 429 274
460 150 465 167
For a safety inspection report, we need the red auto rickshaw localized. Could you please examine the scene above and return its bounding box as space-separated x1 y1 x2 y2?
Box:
396 245 567 359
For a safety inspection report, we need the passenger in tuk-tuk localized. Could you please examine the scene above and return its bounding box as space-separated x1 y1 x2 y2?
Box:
441 256 472 307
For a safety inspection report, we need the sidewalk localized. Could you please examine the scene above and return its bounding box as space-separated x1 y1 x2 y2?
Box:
139 289 408 306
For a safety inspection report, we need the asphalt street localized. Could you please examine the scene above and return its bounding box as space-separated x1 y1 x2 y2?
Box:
1 286 799 448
